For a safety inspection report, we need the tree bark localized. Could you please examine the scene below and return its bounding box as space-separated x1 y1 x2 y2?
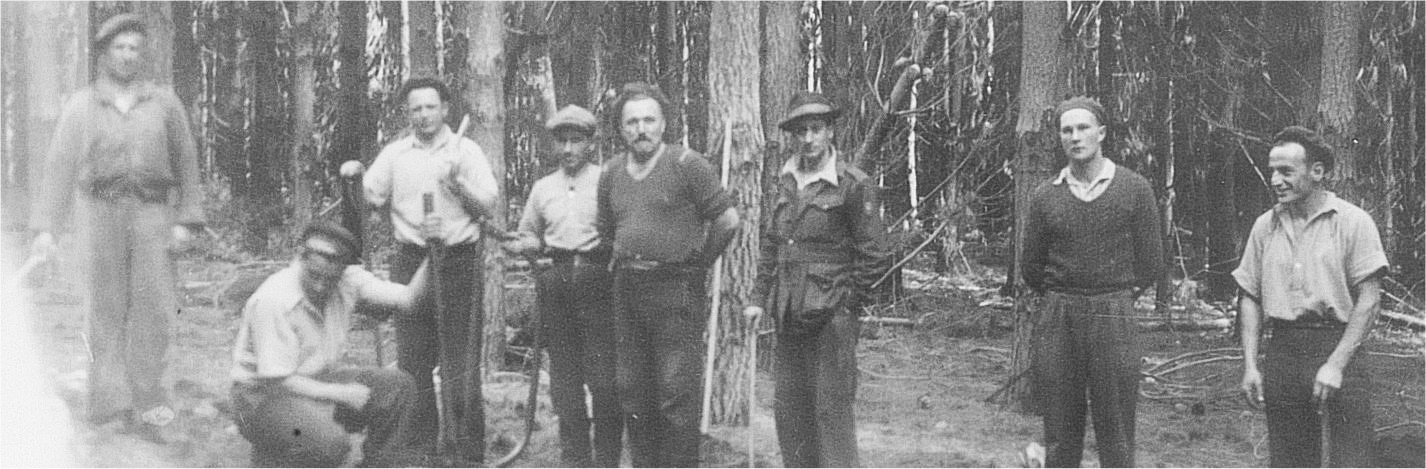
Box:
131 2 175 85
13 2 88 231
1318 2 1364 205
288 1 319 230
704 0 763 428
656 1 686 144
335 0 373 169
1008 1 1068 414
457 0 509 397
408 0 438 78
241 3 287 255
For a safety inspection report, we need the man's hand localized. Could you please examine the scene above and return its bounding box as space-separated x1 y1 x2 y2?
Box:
30 231 57 262
335 383 371 410
421 216 443 243
1314 363 1343 403
1241 367 1265 408
743 305 764 321
172 225 195 247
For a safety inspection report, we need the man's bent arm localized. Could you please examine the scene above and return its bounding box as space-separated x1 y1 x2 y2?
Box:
696 207 740 268
278 375 368 408
1325 275 1383 371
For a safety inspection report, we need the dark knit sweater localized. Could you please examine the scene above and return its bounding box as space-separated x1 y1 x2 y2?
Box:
1022 165 1163 294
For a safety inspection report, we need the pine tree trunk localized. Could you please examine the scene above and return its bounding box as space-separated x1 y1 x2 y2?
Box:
1319 2 1364 205
1009 0 1067 414
704 0 763 428
288 1 318 230
408 0 438 79
131 2 174 85
13 2 88 231
457 0 509 388
242 3 286 255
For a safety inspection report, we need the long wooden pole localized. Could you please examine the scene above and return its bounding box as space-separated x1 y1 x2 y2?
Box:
701 118 734 433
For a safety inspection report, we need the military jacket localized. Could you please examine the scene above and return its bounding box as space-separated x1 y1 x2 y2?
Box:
751 159 890 333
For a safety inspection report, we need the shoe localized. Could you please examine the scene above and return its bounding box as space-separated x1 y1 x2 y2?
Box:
124 407 184 445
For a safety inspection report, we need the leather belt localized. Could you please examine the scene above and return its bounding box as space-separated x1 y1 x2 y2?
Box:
1267 317 1345 330
89 178 170 203
546 249 608 267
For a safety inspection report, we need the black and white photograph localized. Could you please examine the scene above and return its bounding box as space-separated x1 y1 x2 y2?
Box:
1 1 1422 467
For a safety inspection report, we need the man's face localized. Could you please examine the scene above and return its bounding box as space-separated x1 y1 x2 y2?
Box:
406 88 449 139
620 98 665 158
551 127 595 174
1268 142 1324 206
1058 108 1106 163
101 31 146 83
299 237 346 306
786 117 835 171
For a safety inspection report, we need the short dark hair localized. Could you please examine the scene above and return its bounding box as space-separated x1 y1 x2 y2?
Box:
1272 126 1334 174
300 222 360 265
398 77 451 105
1054 96 1108 127
606 82 671 134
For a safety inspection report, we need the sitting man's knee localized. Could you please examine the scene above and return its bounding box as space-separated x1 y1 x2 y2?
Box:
247 396 351 467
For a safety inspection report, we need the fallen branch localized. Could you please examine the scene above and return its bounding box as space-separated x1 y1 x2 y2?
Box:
858 367 932 380
985 367 1030 404
1136 318 1232 332
1380 309 1425 329
870 218 951 289
861 316 917 327
1152 355 1243 378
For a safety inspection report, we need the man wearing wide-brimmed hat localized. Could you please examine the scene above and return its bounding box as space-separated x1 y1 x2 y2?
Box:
745 91 890 467
29 12 205 443
503 105 624 467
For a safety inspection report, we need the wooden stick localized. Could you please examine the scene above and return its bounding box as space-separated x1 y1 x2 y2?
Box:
870 217 951 289
700 117 735 434
1381 309 1426 328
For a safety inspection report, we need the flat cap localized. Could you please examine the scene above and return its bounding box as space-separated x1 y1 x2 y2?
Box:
778 91 841 131
545 105 598 133
93 13 147 51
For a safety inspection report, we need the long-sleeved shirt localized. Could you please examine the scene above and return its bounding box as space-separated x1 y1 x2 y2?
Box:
751 156 890 321
363 125 499 247
1022 162 1163 295
29 79 205 231
596 144 734 264
512 163 602 253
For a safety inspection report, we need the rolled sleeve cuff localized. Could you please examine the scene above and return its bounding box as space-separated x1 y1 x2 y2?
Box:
1231 267 1259 299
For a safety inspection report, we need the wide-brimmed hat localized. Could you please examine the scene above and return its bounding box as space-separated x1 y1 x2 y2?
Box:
546 105 597 134
778 91 841 131
93 13 147 51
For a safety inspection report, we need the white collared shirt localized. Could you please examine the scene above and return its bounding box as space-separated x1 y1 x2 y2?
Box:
363 125 500 246
781 150 840 190
1053 160 1116 202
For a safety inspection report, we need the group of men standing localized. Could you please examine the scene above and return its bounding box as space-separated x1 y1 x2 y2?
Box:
28 11 1392 469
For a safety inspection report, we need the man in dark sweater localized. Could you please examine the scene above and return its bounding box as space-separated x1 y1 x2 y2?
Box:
1022 96 1162 467
596 82 740 467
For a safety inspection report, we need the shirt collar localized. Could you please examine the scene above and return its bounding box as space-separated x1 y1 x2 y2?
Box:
92 78 159 107
781 149 840 189
1053 159 1116 187
1272 191 1342 224
409 125 454 150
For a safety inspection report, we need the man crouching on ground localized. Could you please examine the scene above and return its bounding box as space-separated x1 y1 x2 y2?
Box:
230 222 432 467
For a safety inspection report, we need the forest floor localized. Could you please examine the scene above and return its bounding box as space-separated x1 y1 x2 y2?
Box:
3 236 1423 467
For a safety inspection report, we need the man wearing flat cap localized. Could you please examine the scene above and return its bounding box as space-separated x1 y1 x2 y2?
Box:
503 105 623 467
28 12 204 442
231 221 432 467
744 91 890 467
1022 96 1162 467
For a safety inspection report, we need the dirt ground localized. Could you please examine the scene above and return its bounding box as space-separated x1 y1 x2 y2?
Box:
4 241 1423 467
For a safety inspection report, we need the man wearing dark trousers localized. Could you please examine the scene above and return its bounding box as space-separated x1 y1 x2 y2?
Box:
1235 126 1387 467
1022 96 1162 467
745 91 890 468
363 77 500 463
597 82 740 467
504 105 623 467
231 222 430 467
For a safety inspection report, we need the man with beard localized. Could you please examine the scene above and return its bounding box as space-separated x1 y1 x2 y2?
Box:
596 82 739 467
503 105 623 467
1235 126 1387 467
28 13 204 443
1022 96 1162 467
362 77 500 463
744 92 890 467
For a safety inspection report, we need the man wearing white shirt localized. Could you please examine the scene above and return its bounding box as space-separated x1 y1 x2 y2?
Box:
362 77 499 462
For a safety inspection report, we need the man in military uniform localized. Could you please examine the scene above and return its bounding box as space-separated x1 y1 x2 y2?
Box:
744 91 890 467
